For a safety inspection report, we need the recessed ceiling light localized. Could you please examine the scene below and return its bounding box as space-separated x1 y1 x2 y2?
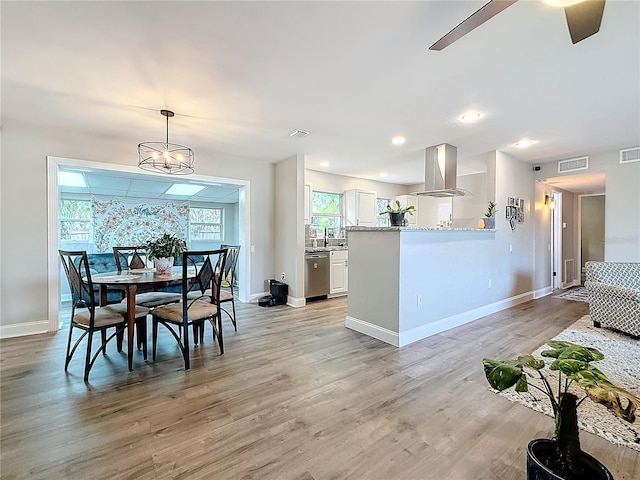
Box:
320 161 330 167
391 136 406 146
58 171 87 188
460 111 481 123
515 139 537 148
165 184 207 196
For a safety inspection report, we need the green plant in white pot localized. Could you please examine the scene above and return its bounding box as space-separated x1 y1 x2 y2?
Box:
379 200 415 226
144 233 187 274
483 201 496 229
483 340 639 480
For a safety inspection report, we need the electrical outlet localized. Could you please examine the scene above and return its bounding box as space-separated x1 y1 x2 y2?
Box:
281 272 285 281
509 244 513 253
488 279 492 288
417 294 422 306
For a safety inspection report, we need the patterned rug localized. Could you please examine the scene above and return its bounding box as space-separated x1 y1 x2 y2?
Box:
491 315 640 451
553 286 590 302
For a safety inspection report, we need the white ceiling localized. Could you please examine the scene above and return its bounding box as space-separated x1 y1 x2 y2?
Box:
3 1 639 186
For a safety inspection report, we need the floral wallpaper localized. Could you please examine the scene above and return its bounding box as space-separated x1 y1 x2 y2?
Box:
92 197 189 253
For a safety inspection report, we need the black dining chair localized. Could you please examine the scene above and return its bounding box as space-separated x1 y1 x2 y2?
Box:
59 250 150 381
219 244 241 331
151 249 227 370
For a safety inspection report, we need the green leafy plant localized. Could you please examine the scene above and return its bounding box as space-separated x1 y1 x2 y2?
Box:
485 201 497 218
144 233 187 259
379 200 415 215
483 341 639 479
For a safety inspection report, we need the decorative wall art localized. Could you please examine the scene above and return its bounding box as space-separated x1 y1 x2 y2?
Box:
505 196 525 231
92 197 189 252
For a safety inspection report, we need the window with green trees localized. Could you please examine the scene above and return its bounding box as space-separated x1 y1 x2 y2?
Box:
376 198 391 227
311 191 341 238
59 199 92 241
189 207 223 240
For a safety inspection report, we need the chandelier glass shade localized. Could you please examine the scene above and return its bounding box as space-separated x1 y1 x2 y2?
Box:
138 109 194 175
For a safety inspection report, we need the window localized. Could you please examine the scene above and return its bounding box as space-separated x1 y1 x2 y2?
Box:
376 198 391 227
311 191 341 238
189 207 223 241
59 199 91 241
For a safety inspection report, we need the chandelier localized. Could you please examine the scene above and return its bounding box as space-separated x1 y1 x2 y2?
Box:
138 109 194 175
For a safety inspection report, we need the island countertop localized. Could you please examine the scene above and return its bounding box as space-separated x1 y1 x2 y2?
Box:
345 226 494 232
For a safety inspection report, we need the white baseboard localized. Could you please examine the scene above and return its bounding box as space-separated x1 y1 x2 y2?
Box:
346 290 536 348
534 286 553 299
0 320 57 339
345 316 399 346
287 296 306 308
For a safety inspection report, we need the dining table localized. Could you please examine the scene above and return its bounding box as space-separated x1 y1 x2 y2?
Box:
91 268 193 371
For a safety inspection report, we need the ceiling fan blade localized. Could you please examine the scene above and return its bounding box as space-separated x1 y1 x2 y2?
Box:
564 0 606 44
429 0 518 51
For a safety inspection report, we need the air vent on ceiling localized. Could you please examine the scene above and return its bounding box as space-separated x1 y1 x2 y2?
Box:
288 129 311 138
558 156 588 173
619 147 640 164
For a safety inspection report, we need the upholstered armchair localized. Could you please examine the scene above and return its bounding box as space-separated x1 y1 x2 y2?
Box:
585 261 640 337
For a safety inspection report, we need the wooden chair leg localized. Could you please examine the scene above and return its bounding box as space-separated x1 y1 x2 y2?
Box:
65 324 75 371
152 317 158 361
230 297 237 331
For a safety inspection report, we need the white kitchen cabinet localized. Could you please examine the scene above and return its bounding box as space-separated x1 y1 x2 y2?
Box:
329 250 348 295
344 189 377 227
395 194 418 226
304 183 312 225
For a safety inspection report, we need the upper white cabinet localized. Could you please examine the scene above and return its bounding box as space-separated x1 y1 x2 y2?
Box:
344 189 377 227
395 194 418 226
304 183 312 225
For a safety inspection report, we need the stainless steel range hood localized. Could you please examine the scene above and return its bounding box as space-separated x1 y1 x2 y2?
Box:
412 143 471 197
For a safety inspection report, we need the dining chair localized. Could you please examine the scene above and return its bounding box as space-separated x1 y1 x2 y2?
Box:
59 250 150 381
151 249 227 370
219 244 241 331
113 246 183 308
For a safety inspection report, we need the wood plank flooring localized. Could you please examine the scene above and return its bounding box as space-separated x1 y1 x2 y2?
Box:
1 295 638 479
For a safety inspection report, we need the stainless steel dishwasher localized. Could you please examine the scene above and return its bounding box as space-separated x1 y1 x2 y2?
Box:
305 252 330 298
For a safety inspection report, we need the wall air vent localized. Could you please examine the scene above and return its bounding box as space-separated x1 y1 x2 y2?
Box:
288 129 311 138
558 156 588 173
619 147 640 164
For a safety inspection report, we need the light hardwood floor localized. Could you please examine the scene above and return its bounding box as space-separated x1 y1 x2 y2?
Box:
1 295 638 479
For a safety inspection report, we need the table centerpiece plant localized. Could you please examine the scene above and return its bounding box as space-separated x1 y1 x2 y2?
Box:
483 340 639 480
144 233 187 273
379 200 415 226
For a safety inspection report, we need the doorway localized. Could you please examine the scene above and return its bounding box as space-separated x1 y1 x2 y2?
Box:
47 156 252 333
579 194 606 284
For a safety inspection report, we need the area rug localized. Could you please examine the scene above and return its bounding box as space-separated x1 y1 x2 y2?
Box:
491 315 640 451
553 286 590 302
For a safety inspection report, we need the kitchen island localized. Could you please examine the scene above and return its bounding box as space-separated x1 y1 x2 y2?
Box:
345 226 512 346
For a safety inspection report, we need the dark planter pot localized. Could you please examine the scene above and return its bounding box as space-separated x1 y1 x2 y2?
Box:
389 212 405 226
483 217 495 229
526 439 614 480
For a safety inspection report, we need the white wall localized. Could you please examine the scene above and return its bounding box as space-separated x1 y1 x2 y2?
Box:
275 155 305 302
534 149 640 263
305 169 407 200
0 124 275 335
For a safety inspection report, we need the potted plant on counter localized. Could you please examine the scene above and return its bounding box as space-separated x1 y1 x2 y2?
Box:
483 200 496 229
144 233 187 274
379 200 415 226
483 340 639 480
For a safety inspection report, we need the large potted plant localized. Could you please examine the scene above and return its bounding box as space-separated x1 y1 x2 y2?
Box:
144 233 187 274
379 200 415 226
483 340 639 480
